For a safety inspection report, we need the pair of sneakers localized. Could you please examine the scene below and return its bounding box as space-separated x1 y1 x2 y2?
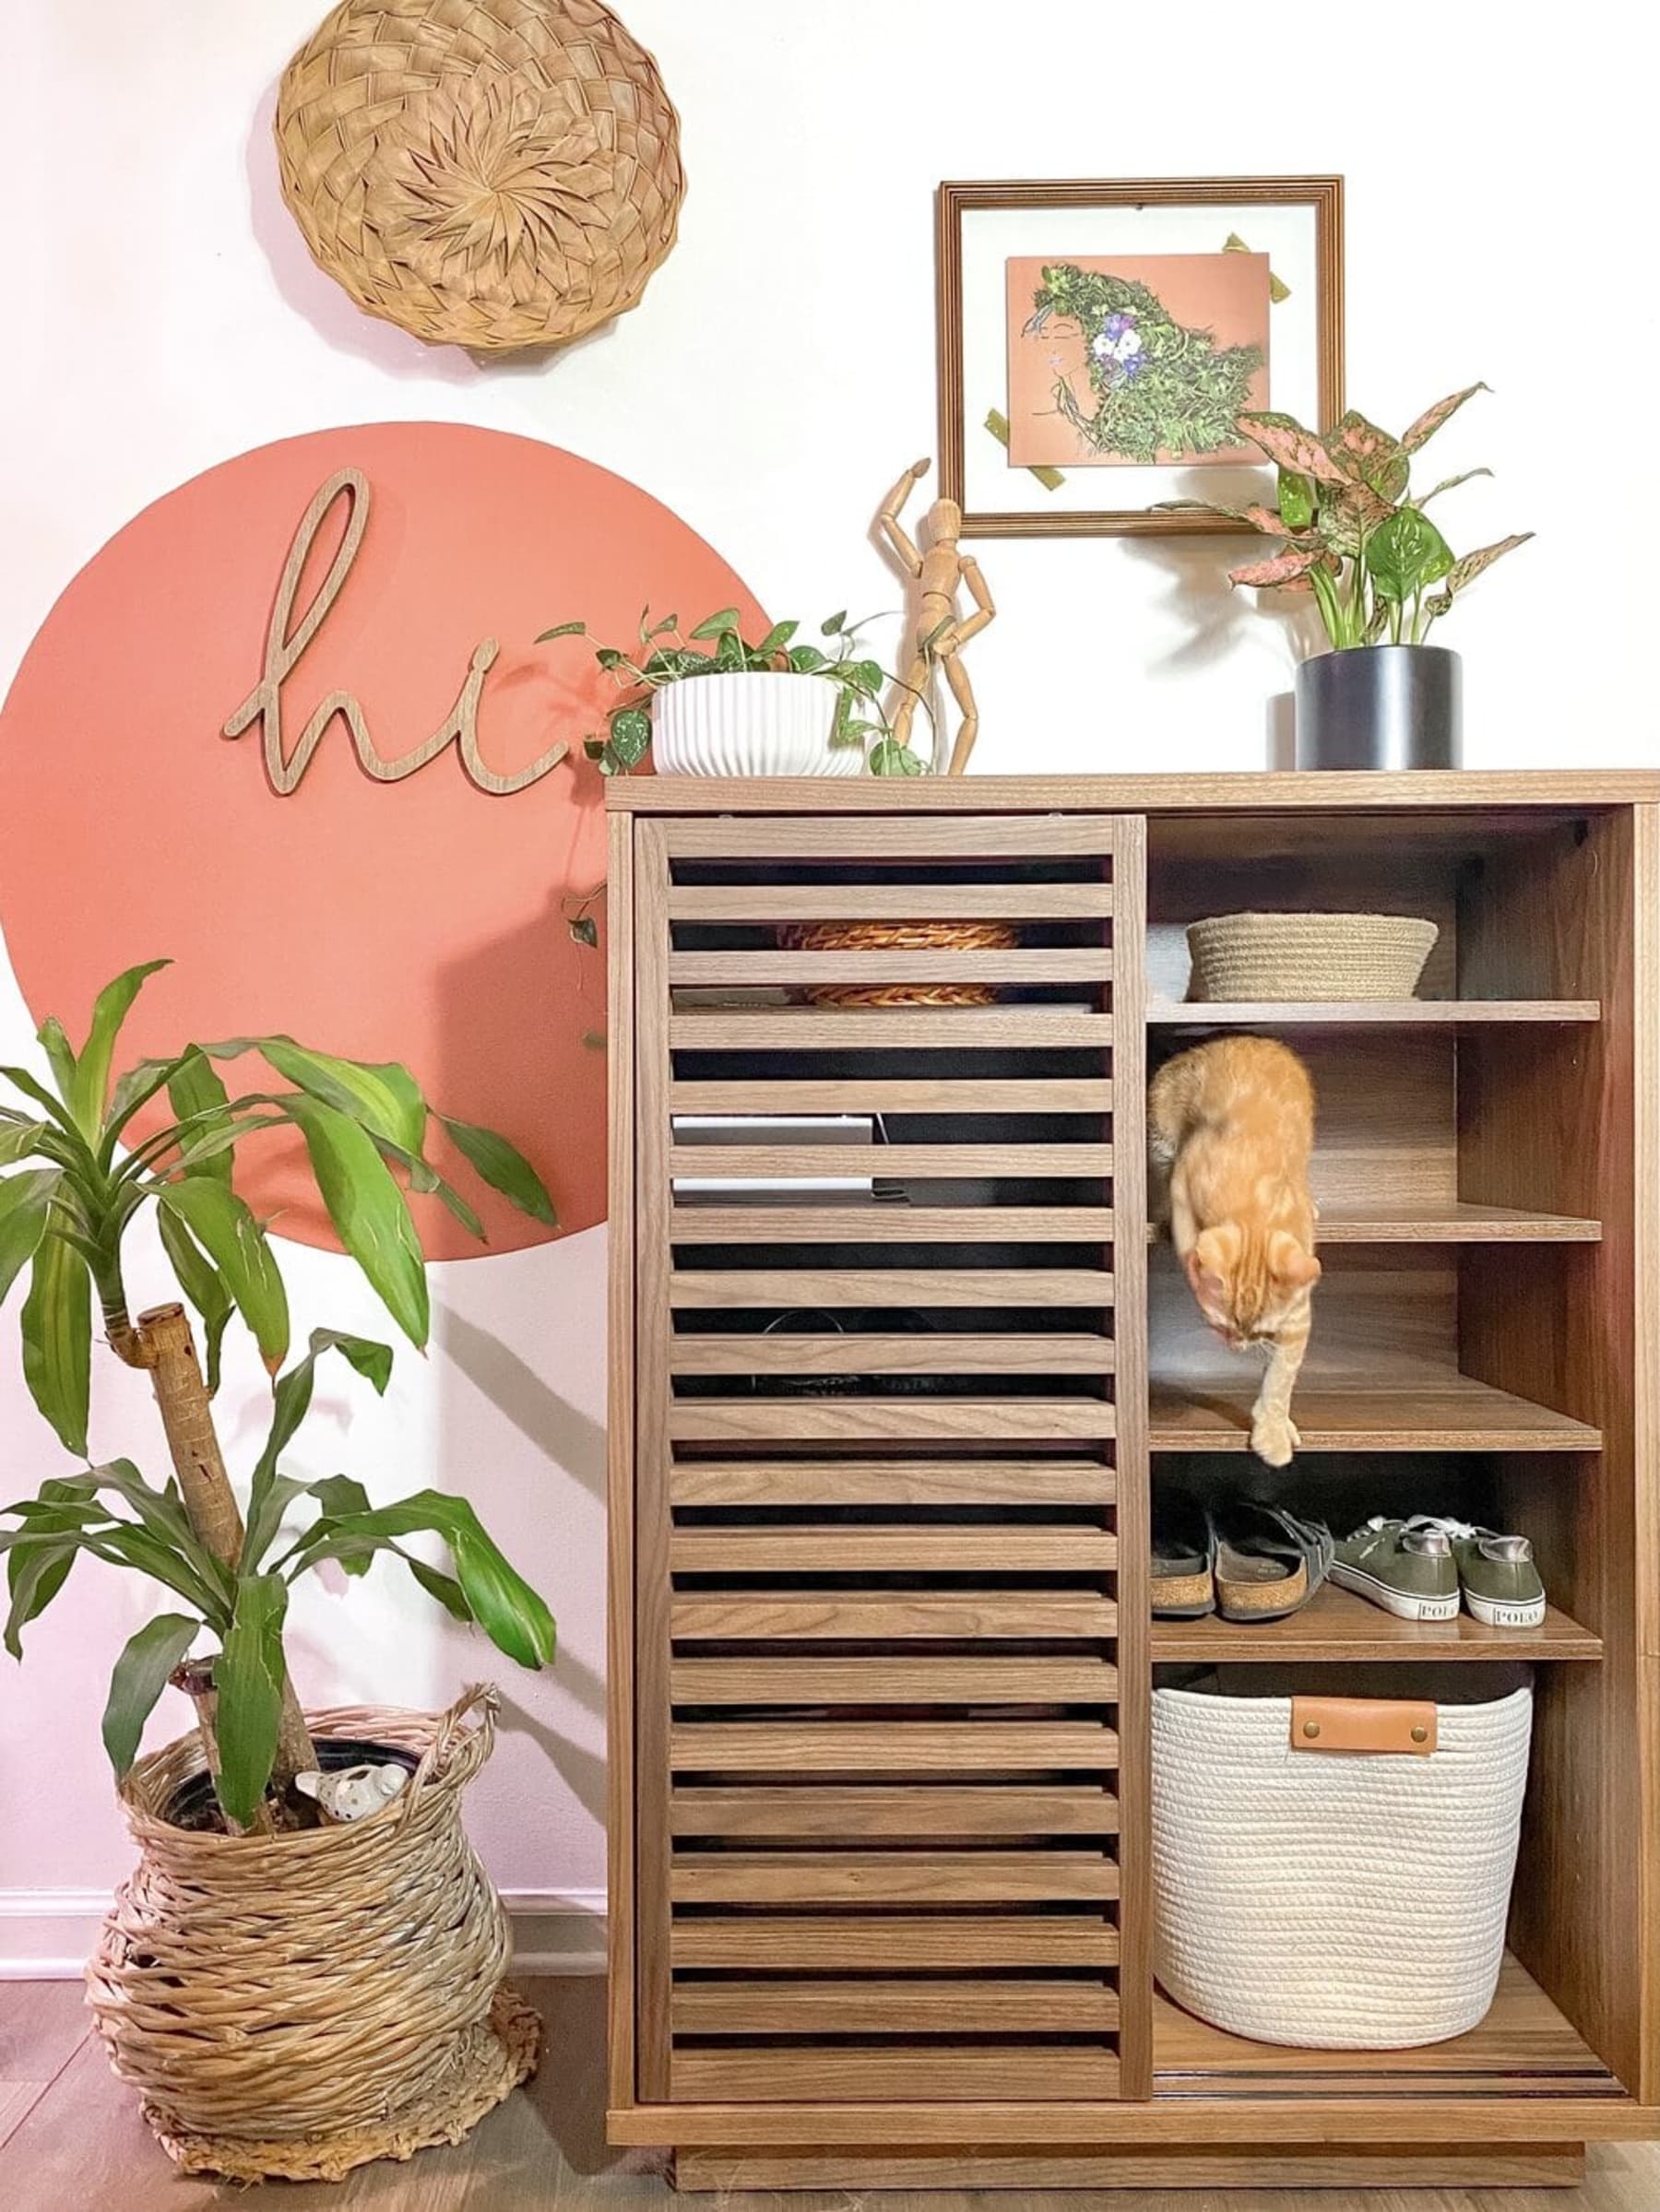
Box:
1331 1515 1546 1631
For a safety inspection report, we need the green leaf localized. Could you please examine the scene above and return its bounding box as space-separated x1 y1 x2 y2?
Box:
0 1167 61 1308
1438 530 1535 598
70 963 171 1139
101 1054 191 1152
607 706 651 766
243 1333 391 1569
308 1475 374 1572
154 1179 290 1373
37 1020 77 1111
440 1116 556 1227
820 610 847 636
404 1552 472 1623
569 913 599 950
287 1491 554 1668
261 1039 427 1156
166 1049 234 1184
1416 467 1492 508
867 738 926 778
689 608 741 640
5 1540 76 1658
787 645 827 673
1277 469 1316 533
101 1613 198 1779
21 1236 91 1457
754 621 799 656
534 621 587 642
215 1575 289 1827
1365 506 1455 603
0 1121 48 1168
284 1098 429 1347
837 659 884 698
374 1138 484 1241
1237 410 1351 484
155 1205 234 1394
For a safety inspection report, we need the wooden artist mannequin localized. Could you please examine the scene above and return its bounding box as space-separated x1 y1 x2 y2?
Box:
877 457 995 775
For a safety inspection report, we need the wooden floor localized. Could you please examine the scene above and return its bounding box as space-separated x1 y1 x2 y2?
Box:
3 1976 1658 2209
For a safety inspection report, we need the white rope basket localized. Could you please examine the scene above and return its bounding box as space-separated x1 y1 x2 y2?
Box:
1152 1684 1532 2049
1186 912 1439 1001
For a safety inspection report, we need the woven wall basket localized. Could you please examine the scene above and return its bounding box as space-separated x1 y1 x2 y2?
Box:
1187 911 1440 1002
85 1687 540 2183
275 0 685 352
780 918 1018 1007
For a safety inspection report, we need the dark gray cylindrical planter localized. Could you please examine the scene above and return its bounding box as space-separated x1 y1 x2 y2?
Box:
1295 645 1462 770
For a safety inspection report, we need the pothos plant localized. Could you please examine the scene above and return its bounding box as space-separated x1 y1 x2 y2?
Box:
0 961 557 1834
538 605 927 777
1161 384 1533 648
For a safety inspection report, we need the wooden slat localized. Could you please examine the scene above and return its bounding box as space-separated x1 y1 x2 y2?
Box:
660 815 1119 858
670 1009 1114 1047
668 1399 1116 1444
670 949 1110 985
670 1850 1120 1904
670 1205 1113 1244
1150 999 1600 1026
671 1592 1118 1639
669 1143 1112 1179
1148 1202 1603 1244
668 881 1115 920
670 2049 1120 2103
669 1461 1115 1506
670 1526 1117 1573
670 1267 1113 1307
669 1784 1120 1837
670 1077 1113 1113
670 1333 1112 1377
670 1657 1119 1704
670 1721 1119 1771
671 1981 1120 2033
604 810 636 2110
669 1914 1120 1968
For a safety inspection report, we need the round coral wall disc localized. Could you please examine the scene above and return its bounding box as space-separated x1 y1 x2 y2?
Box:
0 421 765 1258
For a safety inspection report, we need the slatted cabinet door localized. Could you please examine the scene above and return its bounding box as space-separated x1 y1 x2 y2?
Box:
628 811 1149 2107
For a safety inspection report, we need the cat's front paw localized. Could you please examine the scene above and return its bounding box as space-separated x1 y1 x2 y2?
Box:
1251 1412 1299 1467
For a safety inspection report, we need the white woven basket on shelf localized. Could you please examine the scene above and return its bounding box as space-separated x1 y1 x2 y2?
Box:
1186 911 1439 1001
1152 1684 1533 2050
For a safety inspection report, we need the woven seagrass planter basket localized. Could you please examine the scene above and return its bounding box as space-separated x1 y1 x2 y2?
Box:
85 1687 540 2183
780 918 1018 1006
1187 911 1440 1002
276 0 685 353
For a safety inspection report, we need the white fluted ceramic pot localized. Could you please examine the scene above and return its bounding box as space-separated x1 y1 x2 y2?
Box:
651 672 863 775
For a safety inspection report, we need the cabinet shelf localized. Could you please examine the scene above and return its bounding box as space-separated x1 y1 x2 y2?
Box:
1150 1377 1602 1453
1152 1585 1601 1663
1155 1955 1621 2099
1147 1202 1601 1245
1149 1000 1600 1025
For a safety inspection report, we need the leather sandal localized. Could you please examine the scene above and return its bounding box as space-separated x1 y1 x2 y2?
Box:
1210 1504 1334 1624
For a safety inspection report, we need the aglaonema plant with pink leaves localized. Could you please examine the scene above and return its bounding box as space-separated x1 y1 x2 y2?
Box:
1162 383 1532 649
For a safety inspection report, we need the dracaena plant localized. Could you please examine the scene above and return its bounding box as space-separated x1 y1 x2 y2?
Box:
538 605 926 777
1161 384 1533 651
0 960 557 1833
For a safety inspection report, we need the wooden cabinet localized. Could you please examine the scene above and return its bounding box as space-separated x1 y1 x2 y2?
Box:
606 773 1660 2194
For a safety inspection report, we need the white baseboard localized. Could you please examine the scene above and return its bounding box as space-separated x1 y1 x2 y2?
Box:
0 1887 608 1980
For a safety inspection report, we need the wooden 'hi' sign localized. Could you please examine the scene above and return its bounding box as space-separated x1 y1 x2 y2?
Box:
223 467 567 796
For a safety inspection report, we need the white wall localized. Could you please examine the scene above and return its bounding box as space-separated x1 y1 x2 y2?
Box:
1 0 1652 1950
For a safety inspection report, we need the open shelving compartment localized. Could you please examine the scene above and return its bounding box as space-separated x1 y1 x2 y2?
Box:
1144 797 1644 2115
605 775 1659 2194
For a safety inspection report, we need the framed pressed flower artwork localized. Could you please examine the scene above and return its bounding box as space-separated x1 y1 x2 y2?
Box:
937 177 1345 536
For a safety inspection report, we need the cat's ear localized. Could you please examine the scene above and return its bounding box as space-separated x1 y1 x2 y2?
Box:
1187 1225 1239 1319
1268 1231 1322 1289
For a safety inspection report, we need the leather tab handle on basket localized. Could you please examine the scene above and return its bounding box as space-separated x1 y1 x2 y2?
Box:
1291 1696 1437 1757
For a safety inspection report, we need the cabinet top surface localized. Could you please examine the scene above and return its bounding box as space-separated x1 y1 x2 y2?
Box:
607 769 1660 815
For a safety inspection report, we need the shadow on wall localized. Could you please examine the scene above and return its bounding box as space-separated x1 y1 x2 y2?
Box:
431 895 612 1839
244 78 622 384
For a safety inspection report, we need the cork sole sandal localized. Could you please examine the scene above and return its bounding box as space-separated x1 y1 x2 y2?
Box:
1152 1509 1215 1619
1211 1506 1334 1626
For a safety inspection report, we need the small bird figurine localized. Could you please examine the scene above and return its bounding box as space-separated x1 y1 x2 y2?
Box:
294 1761 409 1824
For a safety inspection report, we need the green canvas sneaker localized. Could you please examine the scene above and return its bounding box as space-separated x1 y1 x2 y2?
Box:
1411 1517 1547 1630
1330 1516 1461 1623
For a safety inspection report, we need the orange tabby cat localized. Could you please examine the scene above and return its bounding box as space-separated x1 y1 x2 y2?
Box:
1149 1037 1321 1467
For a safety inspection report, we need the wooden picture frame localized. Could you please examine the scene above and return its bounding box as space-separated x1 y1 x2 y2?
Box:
936 176 1346 538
